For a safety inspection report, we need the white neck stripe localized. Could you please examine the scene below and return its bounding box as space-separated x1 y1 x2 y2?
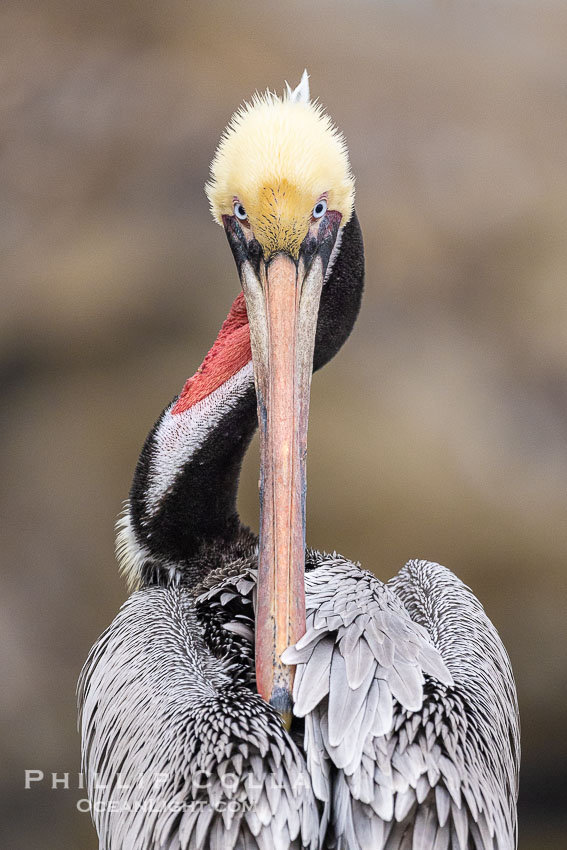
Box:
145 361 254 516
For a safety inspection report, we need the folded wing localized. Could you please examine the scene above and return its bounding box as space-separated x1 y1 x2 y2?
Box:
283 555 519 850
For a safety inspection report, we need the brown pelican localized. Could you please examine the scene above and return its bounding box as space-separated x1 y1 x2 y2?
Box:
79 72 519 850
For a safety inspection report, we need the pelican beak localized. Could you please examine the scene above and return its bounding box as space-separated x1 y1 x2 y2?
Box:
223 212 342 727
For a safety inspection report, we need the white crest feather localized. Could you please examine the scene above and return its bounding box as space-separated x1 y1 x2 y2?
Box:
285 69 310 103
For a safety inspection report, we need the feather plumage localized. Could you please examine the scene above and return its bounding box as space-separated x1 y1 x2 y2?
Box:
79 553 519 849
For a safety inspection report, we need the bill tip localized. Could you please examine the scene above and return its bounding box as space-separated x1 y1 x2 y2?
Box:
269 686 294 730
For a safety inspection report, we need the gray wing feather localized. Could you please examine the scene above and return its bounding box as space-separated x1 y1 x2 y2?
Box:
388 560 520 850
78 582 320 850
80 553 519 850
283 554 519 850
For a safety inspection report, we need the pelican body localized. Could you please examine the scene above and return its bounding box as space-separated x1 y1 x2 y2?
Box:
79 73 519 850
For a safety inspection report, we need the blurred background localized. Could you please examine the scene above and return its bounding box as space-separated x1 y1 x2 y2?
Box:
1 1 566 847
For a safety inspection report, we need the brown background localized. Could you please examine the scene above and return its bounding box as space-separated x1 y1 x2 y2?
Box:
1 1 566 848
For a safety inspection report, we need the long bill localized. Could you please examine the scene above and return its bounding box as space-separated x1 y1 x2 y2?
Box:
240 250 325 728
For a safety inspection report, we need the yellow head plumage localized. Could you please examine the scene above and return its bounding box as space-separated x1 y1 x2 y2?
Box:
205 71 355 258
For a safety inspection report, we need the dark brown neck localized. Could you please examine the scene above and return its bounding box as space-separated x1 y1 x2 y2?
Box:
124 212 364 587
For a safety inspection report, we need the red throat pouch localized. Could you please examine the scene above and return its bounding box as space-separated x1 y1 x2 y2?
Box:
172 292 251 414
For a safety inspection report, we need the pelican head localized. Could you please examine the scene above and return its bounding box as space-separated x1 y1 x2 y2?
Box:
205 72 355 724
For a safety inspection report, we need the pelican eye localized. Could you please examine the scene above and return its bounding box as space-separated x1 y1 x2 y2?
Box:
312 199 327 219
233 201 248 221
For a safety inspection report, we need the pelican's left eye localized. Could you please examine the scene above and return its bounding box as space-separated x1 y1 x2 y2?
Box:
312 199 327 219
233 201 248 221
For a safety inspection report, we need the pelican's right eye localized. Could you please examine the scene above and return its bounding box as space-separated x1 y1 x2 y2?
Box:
312 198 328 219
233 201 248 221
